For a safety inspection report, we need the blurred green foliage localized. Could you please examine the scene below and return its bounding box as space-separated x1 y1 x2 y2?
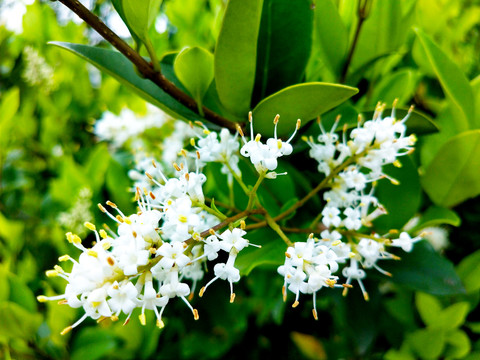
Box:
1 0 480 359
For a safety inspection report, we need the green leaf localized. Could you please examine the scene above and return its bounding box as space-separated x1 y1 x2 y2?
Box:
407 328 445 359
457 249 480 293
252 82 358 136
373 156 421 232
314 0 348 77
0 212 25 255
121 0 162 41
467 322 480 334
174 47 214 113
215 0 264 118
414 28 475 130
236 230 286 276
8 274 37 313
444 329 471 359
415 292 442 327
381 241 465 295
0 87 20 147
49 42 198 121
368 69 420 108
111 0 141 44
252 0 313 104
410 206 461 232
430 302 470 330
421 130 480 207
0 302 42 340
85 143 111 192
71 328 120 360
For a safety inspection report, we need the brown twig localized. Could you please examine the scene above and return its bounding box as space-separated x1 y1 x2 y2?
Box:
56 0 240 132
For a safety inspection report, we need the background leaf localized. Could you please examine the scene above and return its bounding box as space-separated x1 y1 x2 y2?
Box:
214 0 264 118
421 130 480 207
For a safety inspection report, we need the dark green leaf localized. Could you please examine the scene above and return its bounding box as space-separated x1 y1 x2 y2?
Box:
49 42 198 121
373 156 421 232
252 0 313 104
421 130 480 207
415 28 475 130
252 82 358 136
215 0 264 118
382 241 465 295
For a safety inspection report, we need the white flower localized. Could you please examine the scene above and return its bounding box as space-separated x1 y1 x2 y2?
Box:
391 232 422 252
155 242 191 269
322 206 342 228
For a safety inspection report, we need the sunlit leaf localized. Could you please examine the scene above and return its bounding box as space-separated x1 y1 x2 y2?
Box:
252 82 358 136
215 0 264 118
121 0 162 42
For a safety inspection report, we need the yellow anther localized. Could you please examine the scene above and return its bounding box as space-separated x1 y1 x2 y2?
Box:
152 159 157 168
301 135 308 142
393 160 402 168
132 231 137 238
248 111 253 122
240 220 246 230
139 314 146 326
296 119 301 129
59 255 70 262
46 270 58 277
54 265 64 273
87 250 98 258
111 315 119 322
149 247 157 254
255 133 262 142
113 284 119 290
199 287 206 297
193 309 199 320
97 203 106 212
332 240 342 246
325 279 336 287
91 301 101 308
60 326 73 336
273 114 280 124
312 309 318 321
173 163 181 172
277 139 282 149
236 123 244 137
99 229 108 239
390 178 400 185
157 319 165 328
116 215 124 223
208 229 216 236
203 129 211 135
145 172 153 180
192 232 201 241
363 292 370 301
230 293 236 303
106 200 117 208
107 257 115 266
190 138 196 147
84 221 97 231
37 295 48 303
124 217 132 225
196 150 201 160
282 286 287 302
292 300 299 308
178 215 188 223
285 252 291 258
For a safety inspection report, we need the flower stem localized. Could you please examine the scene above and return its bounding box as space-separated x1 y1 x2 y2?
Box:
265 213 293 247
247 172 265 210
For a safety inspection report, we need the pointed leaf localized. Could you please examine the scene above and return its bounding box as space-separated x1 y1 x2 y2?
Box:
421 130 480 207
174 47 214 110
215 0 264 118
415 28 475 130
415 292 442 327
252 82 358 136
410 206 461 232
252 0 313 103
121 0 162 41
111 0 141 43
49 42 198 121
457 249 480 293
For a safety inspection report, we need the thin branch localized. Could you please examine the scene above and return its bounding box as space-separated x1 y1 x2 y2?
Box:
56 0 240 132
339 0 372 83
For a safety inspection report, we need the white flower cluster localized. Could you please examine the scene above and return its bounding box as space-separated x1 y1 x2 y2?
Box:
94 105 167 148
22 46 56 93
280 103 423 308
58 187 94 237
238 112 300 177
39 157 256 334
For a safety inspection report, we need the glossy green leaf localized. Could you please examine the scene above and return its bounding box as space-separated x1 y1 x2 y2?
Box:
215 0 264 118
236 230 286 276
444 329 471 359
382 241 465 295
410 206 461 232
252 0 313 104
415 292 442 327
415 28 475 130
174 46 214 113
421 130 480 207
50 42 198 121
252 82 358 136
373 156 421 232
314 0 348 77
121 0 162 41
407 328 445 359
457 249 480 293
71 328 120 360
